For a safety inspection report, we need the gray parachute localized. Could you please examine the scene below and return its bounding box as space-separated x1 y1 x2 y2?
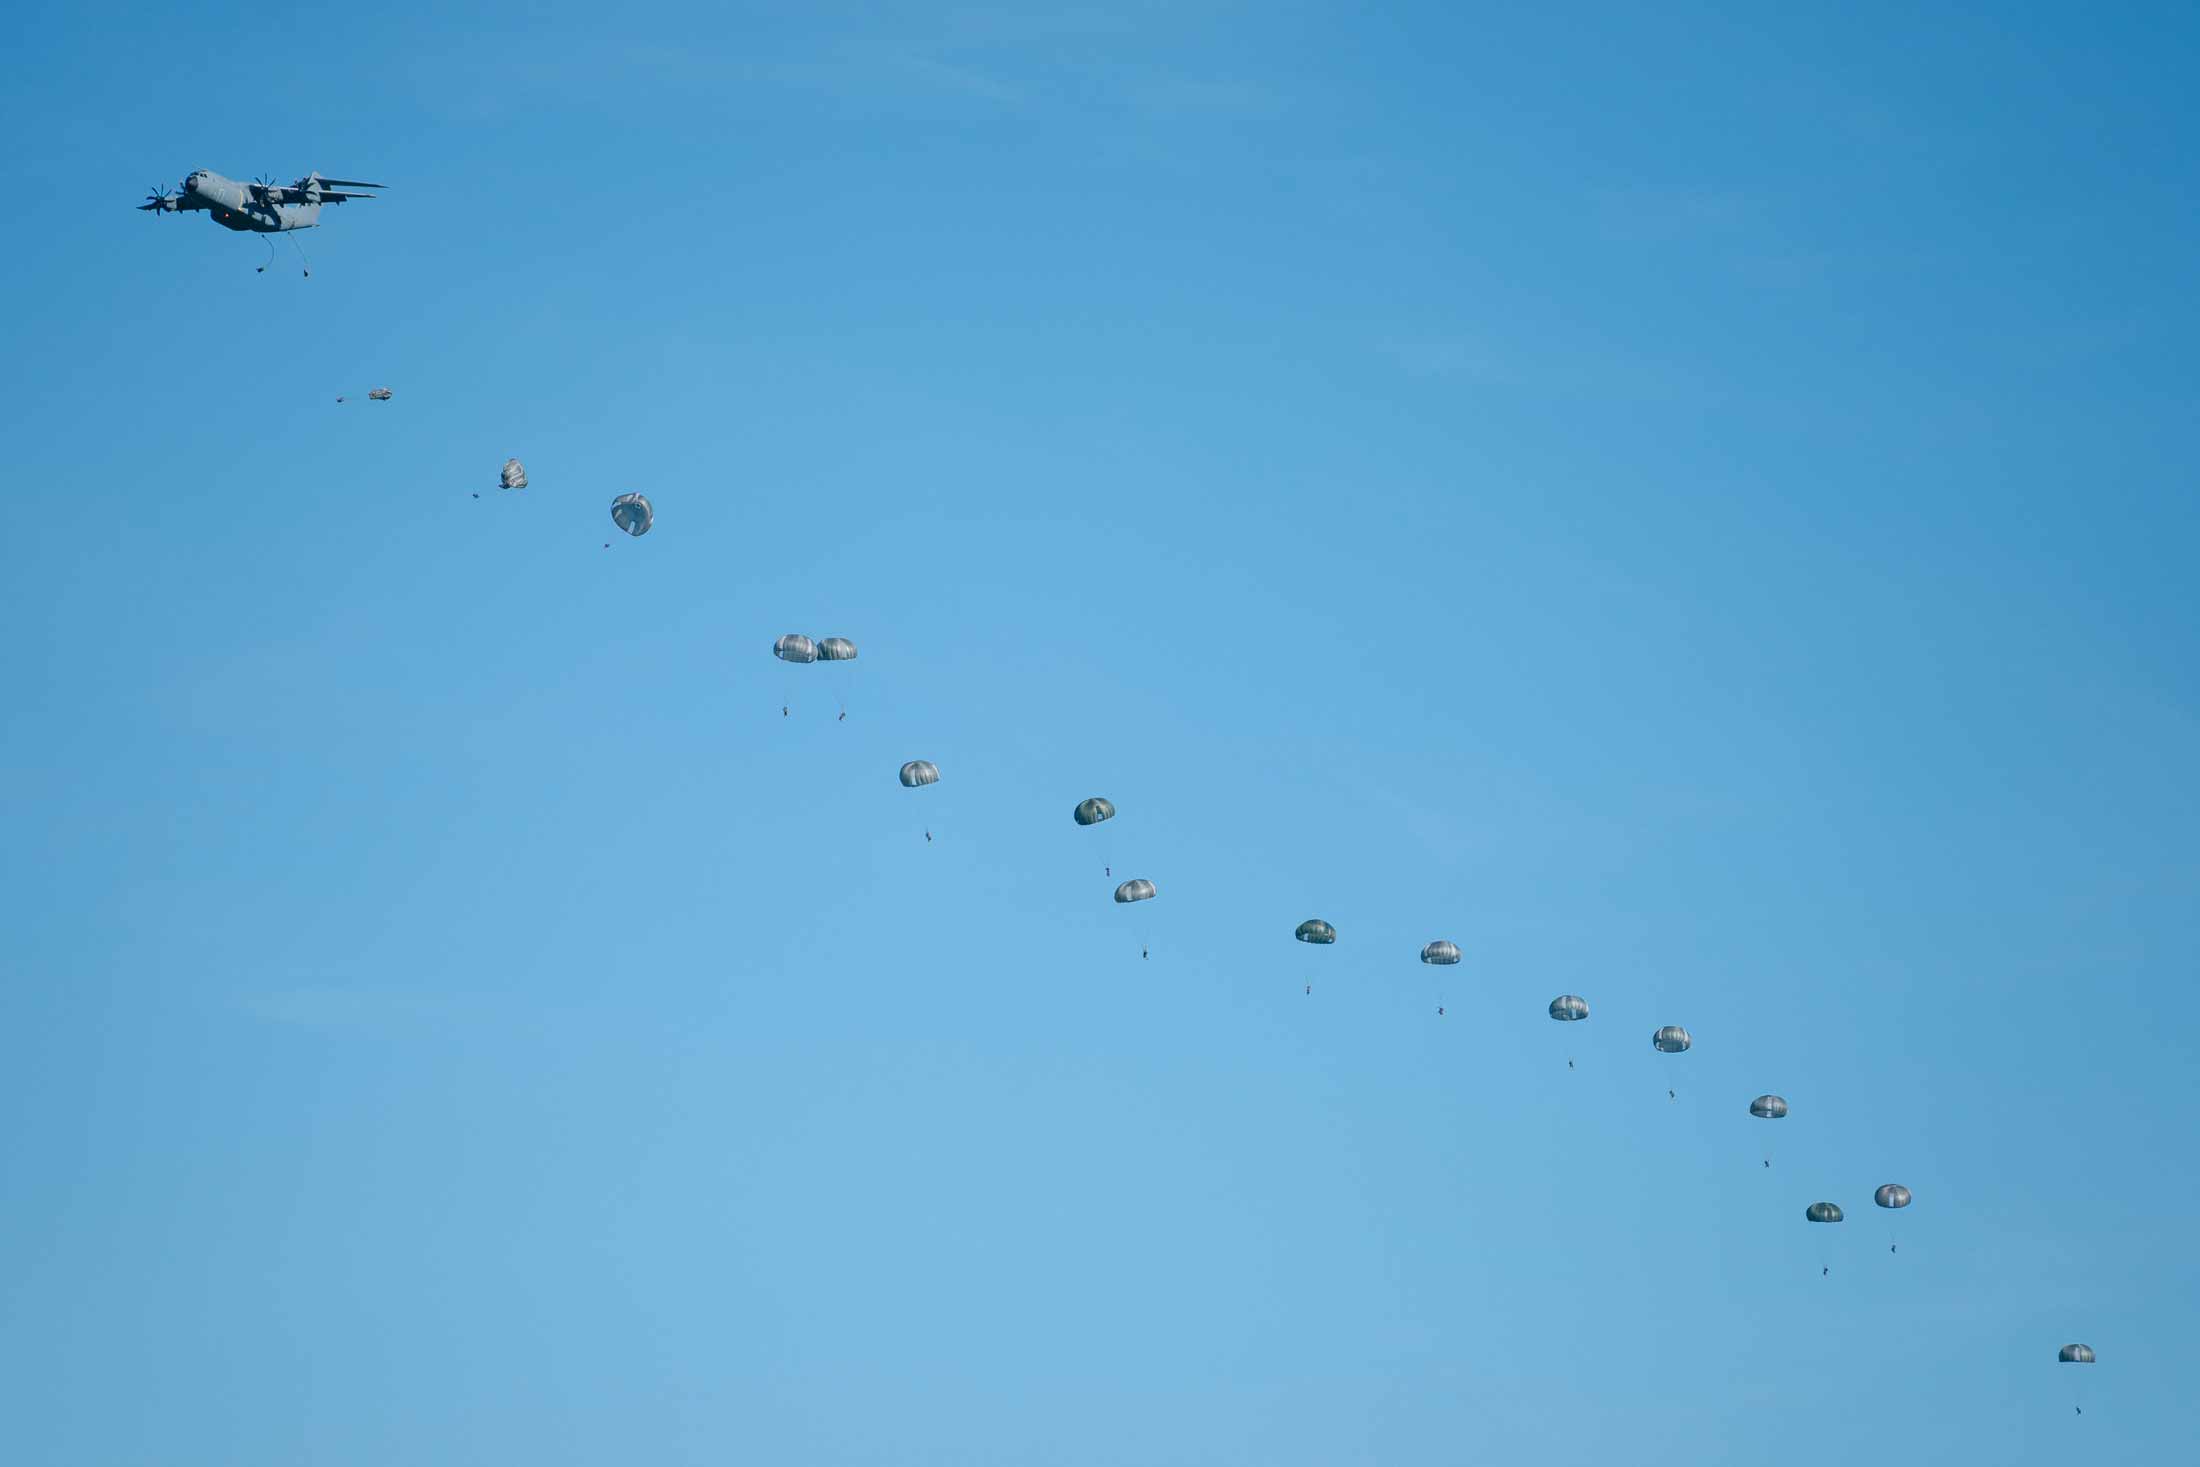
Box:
1874 1184 1912 1210
368 386 393 402
610 493 653 537
1548 995 1589 1021
774 635 818 664
1805 1202 1844 1224
899 760 939 788
1420 940 1461 965
1073 797 1116 826
2058 1344 2095 1364
817 637 858 661
1295 919 1336 945
1114 879 1157 904
1750 1095 1789 1119
499 458 528 491
1652 1025 1692 1053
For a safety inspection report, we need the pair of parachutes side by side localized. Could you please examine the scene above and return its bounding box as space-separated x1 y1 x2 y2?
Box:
1289 923 1455 967
773 635 858 665
484 459 653 536
1805 1189 1914 1223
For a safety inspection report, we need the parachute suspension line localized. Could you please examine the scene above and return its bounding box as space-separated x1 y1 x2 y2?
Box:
255 235 276 273
287 232 311 277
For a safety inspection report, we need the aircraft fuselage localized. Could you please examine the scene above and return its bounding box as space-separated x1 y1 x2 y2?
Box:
173 170 322 233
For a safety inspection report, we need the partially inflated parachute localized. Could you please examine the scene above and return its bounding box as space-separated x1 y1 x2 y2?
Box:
610 493 653 537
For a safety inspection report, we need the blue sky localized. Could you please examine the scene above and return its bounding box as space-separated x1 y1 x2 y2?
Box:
4 2 2195 1461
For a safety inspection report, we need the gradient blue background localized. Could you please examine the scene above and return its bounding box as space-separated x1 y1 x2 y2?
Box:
5 3 2195 1462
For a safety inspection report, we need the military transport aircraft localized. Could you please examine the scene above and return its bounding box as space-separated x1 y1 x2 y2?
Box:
138 170 384 274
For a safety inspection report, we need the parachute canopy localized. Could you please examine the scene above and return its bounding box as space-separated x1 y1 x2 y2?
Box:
1295 919 1336 945
1750 1094 1789 1119
2059 1344 2096 1364
1548 995 1589 1021
774 635 818 664
367 386 393 401
1875 1184 1913 1210
1073 797 1116 826
1652 1025 1692 1053
1420 940 1461 965
610 492 653 537
1114 879 1157 904
817 636 858 661
899 760 939 788
1805 1202 1844 1224
499 458 527 490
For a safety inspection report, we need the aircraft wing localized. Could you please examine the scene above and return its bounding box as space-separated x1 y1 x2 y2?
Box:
258 185 379 205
